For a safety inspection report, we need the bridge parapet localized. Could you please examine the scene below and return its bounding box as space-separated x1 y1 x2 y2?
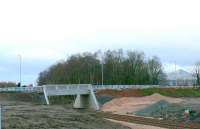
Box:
43 84 90 96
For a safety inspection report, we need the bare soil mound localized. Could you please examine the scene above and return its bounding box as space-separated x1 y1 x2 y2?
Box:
101 93 183 114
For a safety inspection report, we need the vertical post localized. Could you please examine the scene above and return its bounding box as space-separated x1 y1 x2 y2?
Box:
102 62 104 86
101 55 104 87
175 61 177 86
0 105 2 129
18 54 22 87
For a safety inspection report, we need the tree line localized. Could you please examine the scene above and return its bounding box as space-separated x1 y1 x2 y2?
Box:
38 49 166 85
0 82 16 88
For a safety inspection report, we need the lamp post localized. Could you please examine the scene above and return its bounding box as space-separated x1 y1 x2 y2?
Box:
18 54 22 87
102 60 104 86
175 61 177 86
101 54 104 87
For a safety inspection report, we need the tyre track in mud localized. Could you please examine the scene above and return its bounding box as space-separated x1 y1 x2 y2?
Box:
103 113 200 129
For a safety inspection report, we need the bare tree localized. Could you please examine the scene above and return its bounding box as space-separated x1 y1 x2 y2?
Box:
147 56 163 85
194 62 200 86
37 49 166 85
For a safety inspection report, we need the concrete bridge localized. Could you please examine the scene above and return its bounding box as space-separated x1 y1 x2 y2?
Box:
43 84 99 110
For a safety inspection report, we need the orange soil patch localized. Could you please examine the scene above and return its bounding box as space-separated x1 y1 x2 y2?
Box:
101 93 183 114
96 89 144 97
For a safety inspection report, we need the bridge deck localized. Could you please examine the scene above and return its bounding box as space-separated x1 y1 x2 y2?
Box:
44 84 90 96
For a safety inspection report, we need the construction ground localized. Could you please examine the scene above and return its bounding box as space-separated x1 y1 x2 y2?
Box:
1 88 200 129
97 88 200 129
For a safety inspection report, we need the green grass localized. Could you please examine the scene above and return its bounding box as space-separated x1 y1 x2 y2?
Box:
140 88 200 97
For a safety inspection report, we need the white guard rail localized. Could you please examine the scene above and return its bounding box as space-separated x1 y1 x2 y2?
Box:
0 85 198 93
93 85 160 90
0 87 43 93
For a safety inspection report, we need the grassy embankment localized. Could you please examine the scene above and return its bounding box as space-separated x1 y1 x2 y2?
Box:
97 87 200 98
141 88 200 97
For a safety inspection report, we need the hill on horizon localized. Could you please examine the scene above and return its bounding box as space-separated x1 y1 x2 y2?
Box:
166 69 195 80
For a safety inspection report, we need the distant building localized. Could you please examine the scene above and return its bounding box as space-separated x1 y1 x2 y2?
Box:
167 79 196 86
165 69 196 86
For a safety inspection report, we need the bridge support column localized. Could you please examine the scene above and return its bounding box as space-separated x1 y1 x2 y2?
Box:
43 86 49 105
73 86 99 110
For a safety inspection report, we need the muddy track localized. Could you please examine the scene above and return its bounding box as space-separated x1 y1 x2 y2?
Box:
103 113 200 129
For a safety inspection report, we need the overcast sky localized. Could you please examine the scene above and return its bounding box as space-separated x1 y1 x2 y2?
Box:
0 0 200 85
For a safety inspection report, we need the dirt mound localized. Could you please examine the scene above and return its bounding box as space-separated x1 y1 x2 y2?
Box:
101 93 183 114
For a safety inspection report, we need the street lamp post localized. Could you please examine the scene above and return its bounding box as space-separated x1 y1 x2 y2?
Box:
18 55 22 87
175 61 177 86
101 55 104 87
102 60 104 86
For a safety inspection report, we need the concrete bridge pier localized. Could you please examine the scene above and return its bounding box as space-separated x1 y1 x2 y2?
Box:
73 86 99 110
